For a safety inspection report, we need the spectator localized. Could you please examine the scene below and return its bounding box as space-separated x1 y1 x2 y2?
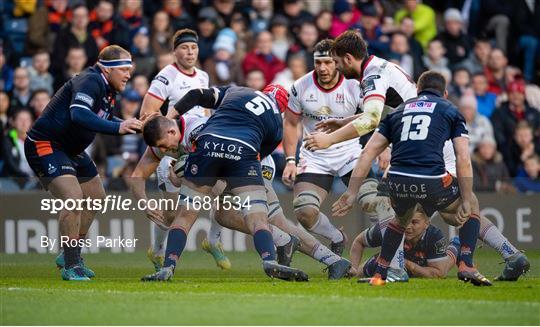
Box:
163 0 193 31
394 0 437 49
399 16 424 69
89 0 130 51
281 0 314 36
389 32 425 81
26 0 69 54
355 4 390 58
471 0 511 54
461 38 492 75
51 4 98 76
0 92 8 130
118 89 143 162
119 0 144 32
436 8 473 67
270 15 291 62
229 11 250 61
131 75 149 98
422 39 451 81
53 46 87 91
28 50 53 95
248 0 274 34
287 21 319 71
514 155 540 193
245 69 266 91
484 48 508 95
0 49 14 92
472 136 513 193
204 28 244 86
130 26 155 78
491 79 540 165
272 53 308 91
329 0 360 38
150 11 173 56
514 0 540 83
242 31 286 84
9 67 32 110
46 0 71 34
315 10 332 40
0 109 34 188
448 67 471 102
472 73 497 118
505 122 540 177
155 52 175 74
28 89 51 118
213 0 236 27
459 94 494 153
197 7 220 66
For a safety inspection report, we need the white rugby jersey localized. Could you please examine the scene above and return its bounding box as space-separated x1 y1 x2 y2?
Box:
360 55 417 108
150 114 208 160
443 140 457 176
147 63 209 117
288 71 363 153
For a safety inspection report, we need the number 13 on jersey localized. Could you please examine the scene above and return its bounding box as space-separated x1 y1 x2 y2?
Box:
400 114 432 141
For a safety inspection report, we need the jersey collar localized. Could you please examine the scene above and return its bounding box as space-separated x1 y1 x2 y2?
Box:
359 55 374 80
94 64 116 95
312 71 344 93
176 116 185 145
419 88 443 97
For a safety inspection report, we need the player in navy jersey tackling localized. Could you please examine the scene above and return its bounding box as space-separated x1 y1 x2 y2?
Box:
332 71 492 286
140 84 309 282
24 45 143 281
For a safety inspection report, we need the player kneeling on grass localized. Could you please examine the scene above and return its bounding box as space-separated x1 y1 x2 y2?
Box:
139 84 309 282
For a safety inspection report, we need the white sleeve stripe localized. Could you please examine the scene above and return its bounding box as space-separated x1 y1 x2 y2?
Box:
70 104 92 111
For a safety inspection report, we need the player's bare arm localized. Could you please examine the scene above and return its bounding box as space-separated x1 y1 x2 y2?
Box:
332 131 389 217
282 109 302 187
315 113 361 133
405 259 448 279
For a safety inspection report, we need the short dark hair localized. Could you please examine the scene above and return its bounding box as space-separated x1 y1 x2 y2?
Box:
142 116 171 146
331 30 368 59
98 45 130 61
417 70 447 94
314 39 334 54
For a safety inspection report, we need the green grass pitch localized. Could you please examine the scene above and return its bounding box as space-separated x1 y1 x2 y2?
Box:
1 248 539 325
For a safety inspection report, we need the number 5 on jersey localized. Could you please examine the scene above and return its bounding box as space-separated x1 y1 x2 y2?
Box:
245 91 279 115
400 114 431 141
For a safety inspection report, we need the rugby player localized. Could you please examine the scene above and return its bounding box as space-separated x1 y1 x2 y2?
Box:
140 84 309 281
135 29 232 271
333 71 492 286
24 45 143 280
282 39 363 256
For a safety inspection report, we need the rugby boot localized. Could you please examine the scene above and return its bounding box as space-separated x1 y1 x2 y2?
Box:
386 267 409 282
327 258 352 280
330 229 347 256
56 251 95 278
276 235 300 267
61 265 90 281
262 261 309 281
141 266 174 282
202 238 231 270
457 262 492 286
495 252 530 281
147 247 165 272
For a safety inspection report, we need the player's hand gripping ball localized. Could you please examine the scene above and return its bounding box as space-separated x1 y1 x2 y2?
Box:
172 154 189 178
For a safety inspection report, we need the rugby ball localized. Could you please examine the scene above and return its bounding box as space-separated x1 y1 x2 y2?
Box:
173 154 188 178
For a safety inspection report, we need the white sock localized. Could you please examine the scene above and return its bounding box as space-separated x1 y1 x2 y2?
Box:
208 207 223 246
312 243 341 266
152 223 168 256
480 221 519 260
270 225 291 247
309 212 343 243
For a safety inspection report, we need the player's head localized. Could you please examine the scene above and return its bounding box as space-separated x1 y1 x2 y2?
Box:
143 116 183 152
331 30 368 79
417 70 447 97
172 29 199 70
263 84 289 113
404 209 430 242
314 39 339 85
97 45 132 92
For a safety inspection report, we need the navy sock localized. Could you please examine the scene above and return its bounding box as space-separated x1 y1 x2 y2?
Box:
253 229 276 261
64 239 79 268
459 214 480 267
163 228 187 269
375 222 405 279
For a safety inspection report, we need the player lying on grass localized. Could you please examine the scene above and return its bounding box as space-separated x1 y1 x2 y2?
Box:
139 84 309 281
132 114 351 279
332 71 492 286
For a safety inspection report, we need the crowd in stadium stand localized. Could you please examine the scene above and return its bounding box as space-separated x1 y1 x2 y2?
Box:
0 0 539 193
